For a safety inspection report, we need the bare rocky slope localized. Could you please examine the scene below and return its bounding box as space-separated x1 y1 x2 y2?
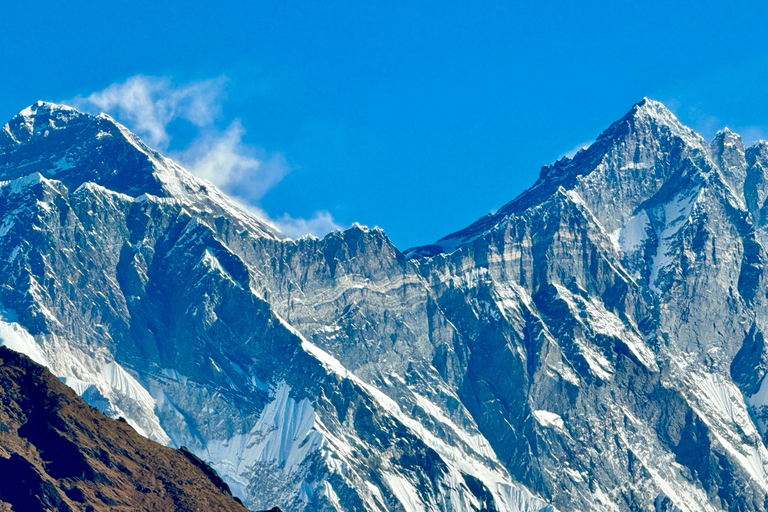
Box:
1 99 768 511
0 346 254 512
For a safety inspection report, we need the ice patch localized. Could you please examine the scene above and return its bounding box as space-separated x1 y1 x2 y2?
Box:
675 362 768 492
533 410 565 430
322 481 342 511
100 361 156 411
649 189 699 291
200 248 239 286
202 382 322 503
384 472 433 512
413 393 498 460
618 210 650 253
750 374 768 419
0 310 48 366
59 376 95 396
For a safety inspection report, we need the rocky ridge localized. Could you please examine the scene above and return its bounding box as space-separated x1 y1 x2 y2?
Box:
1 98 768 511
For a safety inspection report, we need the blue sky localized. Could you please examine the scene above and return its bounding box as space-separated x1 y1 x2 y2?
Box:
2 1 768 248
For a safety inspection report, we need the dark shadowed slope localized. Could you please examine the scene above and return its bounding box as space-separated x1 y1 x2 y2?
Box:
0 346 255 512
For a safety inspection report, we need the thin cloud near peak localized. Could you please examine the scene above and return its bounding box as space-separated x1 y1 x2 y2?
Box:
71 75 227 149
69 75 344 239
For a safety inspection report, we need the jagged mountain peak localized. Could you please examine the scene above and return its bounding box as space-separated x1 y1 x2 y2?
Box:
631 96 676 120
0 102 285 240
747 139 768 163
711 126 744 147
715 125 736 135
9 100 141 144
18 99 79 118
17 100 79 119
1 101 197 195
710 126 748 205
711 127 745 156
1 100 173 195
607 97 682 133
410 99 714 256
2 101 83 144
537 97 709 201
598 97 704 151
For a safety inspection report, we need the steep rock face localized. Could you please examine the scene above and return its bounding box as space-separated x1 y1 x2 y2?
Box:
408 99 768 511
711 128 747 205
746 141 768 226
2 98 768 511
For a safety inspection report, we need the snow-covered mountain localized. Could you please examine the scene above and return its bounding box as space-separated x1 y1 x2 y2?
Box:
1 98 768 511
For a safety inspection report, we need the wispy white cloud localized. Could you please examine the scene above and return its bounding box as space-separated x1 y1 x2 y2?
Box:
174 120 290 203
71 75 226 149
71 75 344 238
561 140 594 159
273 211 344 239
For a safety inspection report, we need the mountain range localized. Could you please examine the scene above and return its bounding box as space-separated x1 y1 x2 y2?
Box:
1 98 768 511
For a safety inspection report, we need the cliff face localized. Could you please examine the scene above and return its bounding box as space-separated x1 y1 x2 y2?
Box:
2 99 768 511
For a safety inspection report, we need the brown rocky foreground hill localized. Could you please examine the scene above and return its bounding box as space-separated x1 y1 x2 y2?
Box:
0 346 278 512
